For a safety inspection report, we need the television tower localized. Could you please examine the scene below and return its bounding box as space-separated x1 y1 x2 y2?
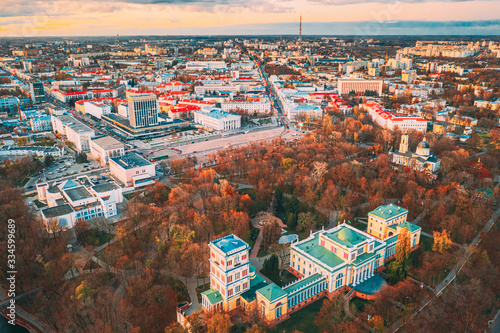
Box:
298 14 302 54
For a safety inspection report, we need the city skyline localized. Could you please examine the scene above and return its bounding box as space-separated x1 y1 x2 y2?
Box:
1 0 500 37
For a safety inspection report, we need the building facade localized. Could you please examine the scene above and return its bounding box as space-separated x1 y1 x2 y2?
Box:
128 94 159 128
391 134 441 173
201 205 421 327
337 79 383 96
194 108 241 131
90 136 125 165
109 152 156 188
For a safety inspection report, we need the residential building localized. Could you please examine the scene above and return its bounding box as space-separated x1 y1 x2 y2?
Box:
30 116 52 132
51 114 95 151
83 101 111 119
29 82 45 104
109 152 156 188
90 136 125 165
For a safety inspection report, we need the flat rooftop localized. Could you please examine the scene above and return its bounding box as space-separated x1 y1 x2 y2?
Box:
92 182 119 193
91 136 124 149
64 186 93 202
110 152 152 169
210 234 248 254
41 204 74 218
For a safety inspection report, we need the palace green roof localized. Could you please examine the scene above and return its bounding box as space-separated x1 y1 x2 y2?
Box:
256 283 287 303
201 288 223 305
241 274 268 303
352 251 378 267
398 222 421 233
369 204 408 220
283 273 322 294
324 226 367 248
296 234 345 269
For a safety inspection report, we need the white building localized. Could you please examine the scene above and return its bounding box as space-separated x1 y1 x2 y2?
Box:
90 136 125 165
194 108 241 131
38 177 123 232
186 61 227 71
337 79 383 96
51 114 95 151
361 103 427 133
83 101 111 119
287 105 323 121
118 102 129 118
109 152 156 188
30 116 52 132
392 134 441 173
221 100 271 113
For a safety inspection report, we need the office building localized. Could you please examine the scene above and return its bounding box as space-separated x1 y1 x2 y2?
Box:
128 94 159 128
30 116 52 132
337 79 383 96
30 82 46 104
51 114 95 151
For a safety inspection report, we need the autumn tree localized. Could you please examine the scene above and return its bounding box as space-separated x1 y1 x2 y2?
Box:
433 229 452 253
262 220 281 249
297 212 316 231
395 227 411 263
314 294 346 332
206 312 232 333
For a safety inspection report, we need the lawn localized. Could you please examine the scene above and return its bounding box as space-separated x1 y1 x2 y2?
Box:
266 270 298 288
79 230 114 247
270 297 325 333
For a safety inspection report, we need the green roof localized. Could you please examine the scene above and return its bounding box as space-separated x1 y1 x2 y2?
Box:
241 274 268 303
386 234 398 245
256 283 287 303
201 288 223 305
352 251 378 267
369 204 408 220
296 234 345 270
324 227 367 248
283 273 322 295
398 222 421 233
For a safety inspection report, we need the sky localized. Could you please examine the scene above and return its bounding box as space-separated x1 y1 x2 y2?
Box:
1 0 500 37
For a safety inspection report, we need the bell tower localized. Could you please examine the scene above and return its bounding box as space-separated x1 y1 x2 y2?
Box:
399 133 409 154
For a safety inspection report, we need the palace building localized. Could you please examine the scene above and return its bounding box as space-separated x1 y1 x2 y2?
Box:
201 205 421 327
391 134 441 173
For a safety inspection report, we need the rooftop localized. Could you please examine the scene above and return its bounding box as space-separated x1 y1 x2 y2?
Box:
92 182 119 193
296 233 344 269
324 226 368 248
110 152 152 170
91 136 124 149
64 186 93 202
256 283 287 303
283 273 321 295
210 234 248 254
369 204 408 221
41 204 74 218
201 289 223 305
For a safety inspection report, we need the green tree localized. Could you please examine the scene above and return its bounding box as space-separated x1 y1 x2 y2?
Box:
287 195 300 230
44 154 55 168
274 187 284 214
75 152 88 163
262 254 279 280
386 260 406 284
297 212 316 231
